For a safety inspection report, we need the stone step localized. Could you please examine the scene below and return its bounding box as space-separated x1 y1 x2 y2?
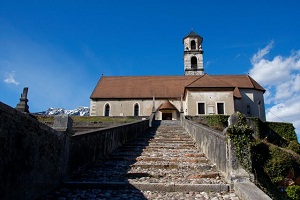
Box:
95 155 208 164
129 163 214 171
135 156 208 162
127 172 220 180
43 187 238 200
63 181 230 193
148 139 194 143
43 123 237 199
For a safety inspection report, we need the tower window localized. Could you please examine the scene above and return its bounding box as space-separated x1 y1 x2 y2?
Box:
104 103 110 116
191 40 196 50
134 103 139 116
191 57 197 69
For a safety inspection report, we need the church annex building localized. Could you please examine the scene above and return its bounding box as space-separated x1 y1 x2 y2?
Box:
90 31 266 121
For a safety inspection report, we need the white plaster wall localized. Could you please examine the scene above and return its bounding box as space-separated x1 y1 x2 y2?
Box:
237 89 266 121
185 91 235 116
90 99 182 118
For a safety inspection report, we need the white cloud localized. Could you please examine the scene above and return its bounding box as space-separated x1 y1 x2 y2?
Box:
251 41 274 64
3 71 19 85
249 42 300 141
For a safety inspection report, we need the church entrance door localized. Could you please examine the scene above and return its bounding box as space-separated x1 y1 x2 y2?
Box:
162 113 172 120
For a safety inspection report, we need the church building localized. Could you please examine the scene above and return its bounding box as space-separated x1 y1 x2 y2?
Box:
90 31 266 121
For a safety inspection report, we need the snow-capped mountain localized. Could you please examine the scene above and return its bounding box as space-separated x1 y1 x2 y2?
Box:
35 106 90 116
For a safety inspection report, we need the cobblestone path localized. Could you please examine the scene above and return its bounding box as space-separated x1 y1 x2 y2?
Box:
43 121 239 200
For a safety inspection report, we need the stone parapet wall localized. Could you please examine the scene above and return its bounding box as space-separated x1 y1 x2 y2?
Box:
0 102 66 200
181 116 272 199
0 101 150 200
67 120 149 174
181 117 227 175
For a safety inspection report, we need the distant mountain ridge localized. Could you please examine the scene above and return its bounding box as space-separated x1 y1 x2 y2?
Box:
35 106 90 116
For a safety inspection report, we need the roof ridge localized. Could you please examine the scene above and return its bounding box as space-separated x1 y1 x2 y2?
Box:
245 75 254 88
246 75 266 92
185 74 206 87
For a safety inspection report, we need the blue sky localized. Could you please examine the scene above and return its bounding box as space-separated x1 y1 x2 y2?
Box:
0 1 299 140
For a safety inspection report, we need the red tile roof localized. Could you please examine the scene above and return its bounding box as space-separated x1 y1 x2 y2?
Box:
158 101 178 110
186 74 234 88
90 74 265 99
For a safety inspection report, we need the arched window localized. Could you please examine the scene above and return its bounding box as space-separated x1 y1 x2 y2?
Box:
134 103 139 117
104 103 110 116
191 40 196 50
191 57 197 69
247 105 251 114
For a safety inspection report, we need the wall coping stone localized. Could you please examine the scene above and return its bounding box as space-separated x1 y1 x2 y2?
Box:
72 119 148 137
234 182 271 200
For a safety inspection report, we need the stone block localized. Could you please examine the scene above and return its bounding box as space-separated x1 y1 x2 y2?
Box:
53 115 74 135
234 182 272 200
228 113 238 126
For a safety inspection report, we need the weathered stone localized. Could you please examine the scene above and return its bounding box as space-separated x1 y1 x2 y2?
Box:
1 101 150 200
0 101 65 200
16 87 30 113
228 113 239 126
53 115 74 135
234 182 272 200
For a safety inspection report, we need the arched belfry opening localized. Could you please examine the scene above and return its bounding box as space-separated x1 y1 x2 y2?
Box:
191 57 197 69
191 40 196 50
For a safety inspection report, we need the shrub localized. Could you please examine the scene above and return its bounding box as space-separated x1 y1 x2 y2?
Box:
203 115 229 128
286 185 300 200
227 112 254 172
264 146 294 184
287 141 300 155
265 122 297 142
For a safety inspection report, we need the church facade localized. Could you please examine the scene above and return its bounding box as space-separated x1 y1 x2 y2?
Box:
90 31 266 121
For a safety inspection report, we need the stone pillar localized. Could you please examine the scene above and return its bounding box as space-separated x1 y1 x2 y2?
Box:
180 94 184 113
152 96 155 113
16 87 30 113
225 113 253 186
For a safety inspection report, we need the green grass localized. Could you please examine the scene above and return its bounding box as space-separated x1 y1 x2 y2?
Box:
35 115 139 124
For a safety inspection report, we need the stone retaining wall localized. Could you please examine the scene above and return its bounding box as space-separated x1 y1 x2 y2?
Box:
0 102 66 200
0 101 149 200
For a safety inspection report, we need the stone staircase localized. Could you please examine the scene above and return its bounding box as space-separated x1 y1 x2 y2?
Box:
43 121 239 199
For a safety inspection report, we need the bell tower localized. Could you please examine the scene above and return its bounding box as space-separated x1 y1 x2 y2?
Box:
183 31 204 75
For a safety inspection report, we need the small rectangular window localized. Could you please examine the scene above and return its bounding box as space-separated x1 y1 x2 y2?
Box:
198 103 205 114
217 103 224 114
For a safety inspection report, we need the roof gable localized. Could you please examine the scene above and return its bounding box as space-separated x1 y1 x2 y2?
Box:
158 101 178 110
